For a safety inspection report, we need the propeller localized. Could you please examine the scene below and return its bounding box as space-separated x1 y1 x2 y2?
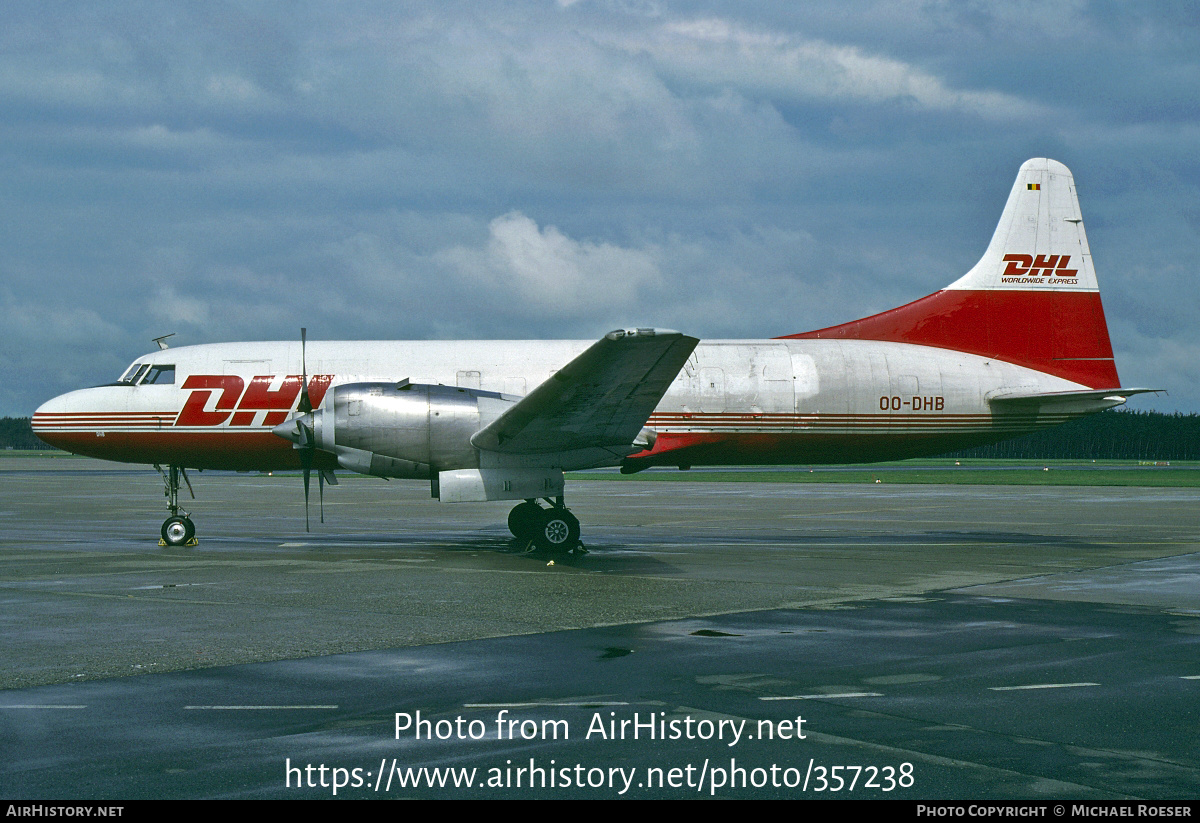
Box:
272 329 342 530
272 327 321 531
299 327 313 530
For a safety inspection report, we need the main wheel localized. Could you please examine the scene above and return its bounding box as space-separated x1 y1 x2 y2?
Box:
507 501 543 540
532 508 580 553
161 515 195 546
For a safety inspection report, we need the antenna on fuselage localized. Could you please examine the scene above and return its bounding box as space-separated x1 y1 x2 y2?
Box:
152 333 175 350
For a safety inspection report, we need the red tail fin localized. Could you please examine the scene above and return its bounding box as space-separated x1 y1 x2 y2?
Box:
782 159 1119 389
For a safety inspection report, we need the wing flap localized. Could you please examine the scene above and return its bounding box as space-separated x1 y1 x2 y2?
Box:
471 329 698 455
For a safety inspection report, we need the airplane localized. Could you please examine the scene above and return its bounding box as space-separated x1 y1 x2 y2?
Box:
33 158 1156 552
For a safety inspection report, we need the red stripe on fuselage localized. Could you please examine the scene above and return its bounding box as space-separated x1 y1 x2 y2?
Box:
32 430 337 471
35 415 1072 472
779 289 1119 388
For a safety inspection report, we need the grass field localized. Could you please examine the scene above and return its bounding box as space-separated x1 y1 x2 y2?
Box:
1 450 76 458
572 459 1200 487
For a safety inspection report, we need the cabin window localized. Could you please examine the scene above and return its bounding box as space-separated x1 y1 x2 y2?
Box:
142 365 176 385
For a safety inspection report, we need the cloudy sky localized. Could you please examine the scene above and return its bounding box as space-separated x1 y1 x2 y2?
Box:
3 0 1198 416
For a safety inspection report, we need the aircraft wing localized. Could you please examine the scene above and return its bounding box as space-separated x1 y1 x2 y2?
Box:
471 328 698 455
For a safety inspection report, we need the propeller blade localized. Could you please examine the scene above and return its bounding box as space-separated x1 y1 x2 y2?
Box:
319 469 325 524
298 327 312 414
272 410 320 533
301 449 312 533
297 413 314 533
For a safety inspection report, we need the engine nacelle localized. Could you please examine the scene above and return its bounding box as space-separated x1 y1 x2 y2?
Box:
311 381 517 479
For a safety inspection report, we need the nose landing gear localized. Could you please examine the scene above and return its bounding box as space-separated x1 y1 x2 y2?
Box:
156 464 197 546
507 497 585 554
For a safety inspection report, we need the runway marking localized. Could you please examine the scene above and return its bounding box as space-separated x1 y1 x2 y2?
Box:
9 589 231 606
278 542 424 549
183 705 339 710
465 702 631 708
988 683 1099 691
760 692 883 701
0 705 87 709
132 582 218 590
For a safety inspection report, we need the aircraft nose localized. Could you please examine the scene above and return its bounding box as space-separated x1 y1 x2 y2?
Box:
31 391 77 449
31 386 135 457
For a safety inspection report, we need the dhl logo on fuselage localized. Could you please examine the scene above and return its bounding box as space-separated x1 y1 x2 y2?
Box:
176 375 334 427
1001 254 1078 281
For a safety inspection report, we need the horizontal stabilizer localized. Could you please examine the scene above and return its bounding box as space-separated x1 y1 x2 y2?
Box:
989 387 1162 414
471 328 698 455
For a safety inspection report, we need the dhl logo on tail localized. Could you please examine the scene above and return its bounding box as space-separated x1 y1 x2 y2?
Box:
1001 254 1078 279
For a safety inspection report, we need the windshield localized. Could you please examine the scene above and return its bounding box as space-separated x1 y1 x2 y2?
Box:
118 363 150 385
142 365 175 385
115 362 175 385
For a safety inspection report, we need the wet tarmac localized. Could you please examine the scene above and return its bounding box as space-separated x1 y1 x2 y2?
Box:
2 457 1198 798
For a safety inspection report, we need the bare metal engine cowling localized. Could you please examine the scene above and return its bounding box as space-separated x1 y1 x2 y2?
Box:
311 382 517 479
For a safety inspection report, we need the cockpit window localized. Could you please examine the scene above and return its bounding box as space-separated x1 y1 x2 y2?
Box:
119 363 151 385
142 365 175 385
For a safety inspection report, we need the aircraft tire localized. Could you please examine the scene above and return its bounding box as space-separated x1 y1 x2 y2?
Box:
533 508 580 553
507 501 543 540
161 515 194 546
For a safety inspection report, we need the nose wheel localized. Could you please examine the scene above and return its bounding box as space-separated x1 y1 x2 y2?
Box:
156 464 198 546
161 515 196 546
508 498 584 554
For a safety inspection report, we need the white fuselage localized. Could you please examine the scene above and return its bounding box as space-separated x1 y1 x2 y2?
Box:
34 337 1089 471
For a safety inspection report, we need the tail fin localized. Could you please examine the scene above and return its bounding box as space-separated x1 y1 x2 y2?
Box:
783 158 1120 388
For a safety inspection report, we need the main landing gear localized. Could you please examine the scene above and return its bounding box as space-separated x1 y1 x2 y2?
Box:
156 464 197 546
507 497 584 554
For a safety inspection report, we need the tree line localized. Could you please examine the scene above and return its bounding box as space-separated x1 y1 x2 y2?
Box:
940 409 1200 460
1 417 46 450
4 409 1198 459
